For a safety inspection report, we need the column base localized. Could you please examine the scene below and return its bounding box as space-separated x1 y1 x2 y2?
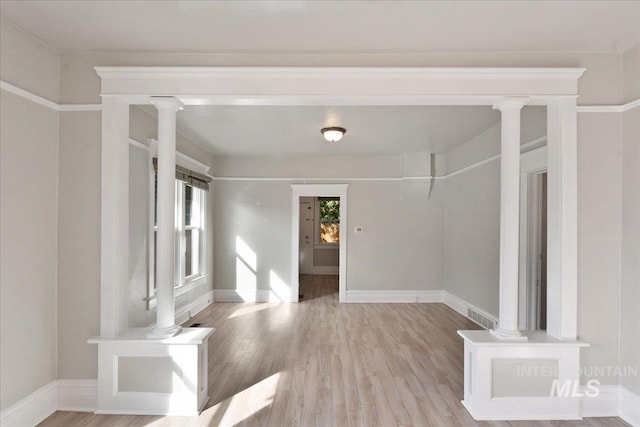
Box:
490 327 529 341
147 324 182 339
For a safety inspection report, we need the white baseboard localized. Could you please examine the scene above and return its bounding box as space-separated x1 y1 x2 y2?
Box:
581 385 621 417
346 289 444 303
57 379 98 412
309 266 339 275
176 290 214 325
620 386 640 427
0 381 57 427
443 291 498 329
213 289 293 303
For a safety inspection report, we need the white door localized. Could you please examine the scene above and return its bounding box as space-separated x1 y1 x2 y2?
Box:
299 197 314 274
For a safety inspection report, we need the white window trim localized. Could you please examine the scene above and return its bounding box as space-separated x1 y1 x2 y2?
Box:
145 139 209 309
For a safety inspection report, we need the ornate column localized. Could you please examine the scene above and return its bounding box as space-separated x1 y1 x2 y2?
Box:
492 97 529 340
149 97 184 338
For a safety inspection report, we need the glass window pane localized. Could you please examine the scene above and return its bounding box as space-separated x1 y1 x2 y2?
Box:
153 231 157 290
319 199 340 243
154 173 158 226
185 185 193 227
185 229 192 277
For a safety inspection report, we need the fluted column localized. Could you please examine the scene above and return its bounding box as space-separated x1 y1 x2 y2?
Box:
492 97 529 340
149 97 184 338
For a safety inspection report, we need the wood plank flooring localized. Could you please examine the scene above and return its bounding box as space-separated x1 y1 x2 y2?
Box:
39 275 630 426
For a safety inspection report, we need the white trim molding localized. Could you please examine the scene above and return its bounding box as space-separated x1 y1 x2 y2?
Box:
291 184 349 303
213 289 281 303
57 379 98 413
94 66 585 105
580 384 621 417
577 98 640 113
175 290 214 326
620 386 640 427
0 381 57 427
3 78 638 113
443 291 499 329
346 289 444 303
0 81 101 111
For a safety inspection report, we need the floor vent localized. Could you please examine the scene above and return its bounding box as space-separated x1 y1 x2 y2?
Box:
467 308 496 330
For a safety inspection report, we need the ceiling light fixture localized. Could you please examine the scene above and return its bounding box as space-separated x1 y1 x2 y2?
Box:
321 127 346 143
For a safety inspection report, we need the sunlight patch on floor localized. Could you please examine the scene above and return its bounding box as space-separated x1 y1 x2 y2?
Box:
228 302 280 319
199 372 281 426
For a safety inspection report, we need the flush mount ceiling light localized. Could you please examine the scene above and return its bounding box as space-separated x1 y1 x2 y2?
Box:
321 127 346 143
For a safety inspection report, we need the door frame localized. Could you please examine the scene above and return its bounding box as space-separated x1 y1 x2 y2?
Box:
518 145 548 330
291 184 348 303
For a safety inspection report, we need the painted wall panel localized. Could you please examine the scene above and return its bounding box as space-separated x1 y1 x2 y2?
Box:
576 113 622 386
213 158 445 294
620 107 640 395
0 19 60 102
0 92 59 410
56 111 101 380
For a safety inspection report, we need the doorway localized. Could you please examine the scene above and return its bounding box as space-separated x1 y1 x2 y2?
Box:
518 146 548 331
291 184 348 303
528 172 547 330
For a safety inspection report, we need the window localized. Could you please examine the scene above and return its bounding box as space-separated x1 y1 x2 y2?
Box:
317 198 340 244
148 157 209 307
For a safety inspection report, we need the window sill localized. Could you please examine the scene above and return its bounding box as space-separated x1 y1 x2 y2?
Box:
175 274 209 298
145 274 209 310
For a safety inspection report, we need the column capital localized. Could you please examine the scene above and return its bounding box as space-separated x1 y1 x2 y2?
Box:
493 97 530 112
150 96 184 112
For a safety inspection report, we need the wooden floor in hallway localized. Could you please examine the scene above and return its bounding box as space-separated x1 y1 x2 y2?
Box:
40 275 630 427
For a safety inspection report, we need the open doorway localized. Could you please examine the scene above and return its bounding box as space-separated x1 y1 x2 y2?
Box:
298 197 340 300
519 146 548 331
291 184 348 303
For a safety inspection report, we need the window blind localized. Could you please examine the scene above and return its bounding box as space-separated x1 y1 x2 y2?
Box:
152 158 212 191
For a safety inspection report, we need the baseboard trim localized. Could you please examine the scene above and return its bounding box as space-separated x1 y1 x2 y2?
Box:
345 289 444 303
176 290 214 325
57 379 98 412
620 386 640 427
213 289 293 303
580 385 621 417
309 266 339 275
0 381 57 427
443 291 498 329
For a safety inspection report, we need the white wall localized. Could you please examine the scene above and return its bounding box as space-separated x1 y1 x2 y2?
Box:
56 111 101 380
213 155 444 295
0 19 60 410
443 107 547 316
576 113 623 386
620 45 640 395
0 17 59 102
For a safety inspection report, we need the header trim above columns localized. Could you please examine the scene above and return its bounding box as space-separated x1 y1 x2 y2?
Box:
94 66 585 105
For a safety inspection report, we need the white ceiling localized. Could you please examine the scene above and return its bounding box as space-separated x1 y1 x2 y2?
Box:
1 1 639 54
141 105 502 156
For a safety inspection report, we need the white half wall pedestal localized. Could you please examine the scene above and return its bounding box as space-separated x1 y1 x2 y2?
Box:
458 330 589 420
88 327 214 416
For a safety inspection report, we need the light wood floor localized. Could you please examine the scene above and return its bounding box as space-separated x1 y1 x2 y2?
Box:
40 275 629 427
